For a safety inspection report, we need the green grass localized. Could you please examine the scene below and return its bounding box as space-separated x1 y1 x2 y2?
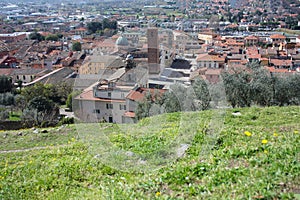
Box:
0 106 299 199
0 125 77 151
277 28 300 35
8 112 21 121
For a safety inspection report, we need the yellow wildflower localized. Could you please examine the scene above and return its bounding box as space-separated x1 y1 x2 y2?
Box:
273 132 278 137
262 139 268 144
264 150 268 154
155 191 161 197
244 131 252 137
294 130 299 134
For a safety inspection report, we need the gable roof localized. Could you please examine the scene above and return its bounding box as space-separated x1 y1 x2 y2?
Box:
107 67 126 82
126 87 166 102
196 53 225 62
270 34 286 39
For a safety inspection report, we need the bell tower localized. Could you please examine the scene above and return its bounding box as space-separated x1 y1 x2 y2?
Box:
147 28 160 74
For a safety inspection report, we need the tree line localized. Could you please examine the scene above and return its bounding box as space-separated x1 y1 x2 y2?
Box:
87 18 118 35
135 62 300 120
222 62 300 107
0 82 72 127
135 78 212 120
29 32 63 42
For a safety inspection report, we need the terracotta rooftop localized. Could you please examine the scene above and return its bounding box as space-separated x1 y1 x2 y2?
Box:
245 35 258 40
248 54 261 59
126 87 166 102
270 59 292 66
123 111 135 118
270 34 286 39
265 66 295 73
99 39 116 47
196 54 225 62
74 27 87 31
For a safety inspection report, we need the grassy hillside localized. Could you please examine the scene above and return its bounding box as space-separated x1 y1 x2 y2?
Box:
0 106 299 199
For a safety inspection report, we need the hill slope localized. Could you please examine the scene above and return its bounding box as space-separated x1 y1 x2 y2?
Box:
0 106 299 199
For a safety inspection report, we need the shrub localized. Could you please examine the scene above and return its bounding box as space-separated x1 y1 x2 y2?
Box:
0 108 9 120
58 116 74 125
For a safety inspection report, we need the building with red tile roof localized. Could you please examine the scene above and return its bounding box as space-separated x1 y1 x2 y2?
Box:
204 68 223 83
264 66 296 77
196 53 225 68
244 35 259 46
123 86 166 122
270 34 286 40
270 34 286 45
269 59 292 69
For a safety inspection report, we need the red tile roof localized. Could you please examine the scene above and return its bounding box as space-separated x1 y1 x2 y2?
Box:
245 35 258 40
123 111 135 118
270 59 292 66
265 66 295 73
75 27 87 31
126 87 166 102
196 54 225 62
248 54 261 59
270 34 286 39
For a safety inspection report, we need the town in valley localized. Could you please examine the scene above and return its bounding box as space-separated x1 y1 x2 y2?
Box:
0 0 299 125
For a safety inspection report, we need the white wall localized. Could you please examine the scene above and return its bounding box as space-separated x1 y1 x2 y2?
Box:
76 99 127 123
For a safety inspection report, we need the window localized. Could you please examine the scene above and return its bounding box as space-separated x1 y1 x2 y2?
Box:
108 92 111 98
106 103 113 109
93 109 100 114
119 105 126 110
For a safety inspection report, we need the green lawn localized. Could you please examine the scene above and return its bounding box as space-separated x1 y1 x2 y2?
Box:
0 125 77 151
0 106 299 199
